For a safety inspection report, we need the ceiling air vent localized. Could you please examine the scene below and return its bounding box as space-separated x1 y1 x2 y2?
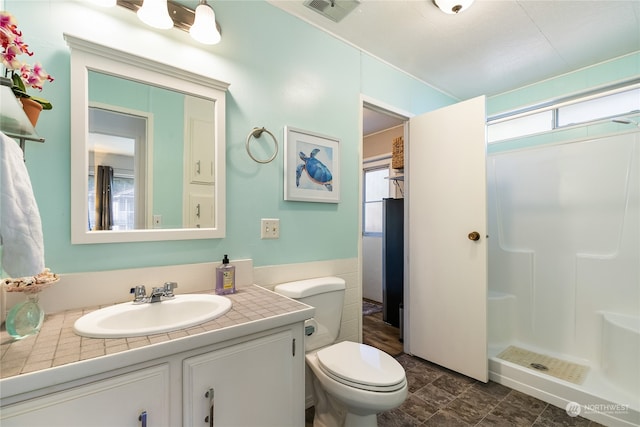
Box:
304 0 360 23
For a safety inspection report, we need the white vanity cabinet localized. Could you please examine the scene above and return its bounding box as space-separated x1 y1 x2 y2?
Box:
1 324 306 427
0 364 170 427
184 328 304 426
0 285 311 427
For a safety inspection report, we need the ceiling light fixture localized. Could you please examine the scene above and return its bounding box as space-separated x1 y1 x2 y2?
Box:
190 0 221 45
136 0 173 29
433 0 474 14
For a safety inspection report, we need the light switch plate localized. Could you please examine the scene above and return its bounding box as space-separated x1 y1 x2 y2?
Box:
261 219 280 239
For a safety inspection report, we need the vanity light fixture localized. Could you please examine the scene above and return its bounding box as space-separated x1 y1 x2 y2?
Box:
115 0 222 44
90 0 117 7
433 0 474 14
190 0 221 45
136 0 173 29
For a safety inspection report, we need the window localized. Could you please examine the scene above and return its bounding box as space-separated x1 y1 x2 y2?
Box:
557 87 640 127
88 173 136 231
488 110 553 143
488 82 640 143
363 167 390 236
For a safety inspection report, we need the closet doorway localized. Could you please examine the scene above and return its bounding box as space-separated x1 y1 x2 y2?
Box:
361 100 408 357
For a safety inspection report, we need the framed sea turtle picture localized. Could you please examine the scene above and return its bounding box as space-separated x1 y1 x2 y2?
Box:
284 126 340 203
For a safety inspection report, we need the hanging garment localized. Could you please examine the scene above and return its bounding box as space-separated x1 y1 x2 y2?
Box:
95 165 114 230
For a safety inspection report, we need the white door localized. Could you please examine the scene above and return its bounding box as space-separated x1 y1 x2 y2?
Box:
407 96 488 382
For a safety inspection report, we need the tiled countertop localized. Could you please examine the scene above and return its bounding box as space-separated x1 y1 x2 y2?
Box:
0 285 312 382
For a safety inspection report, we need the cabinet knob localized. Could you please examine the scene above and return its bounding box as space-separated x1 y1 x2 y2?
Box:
468 231 481 241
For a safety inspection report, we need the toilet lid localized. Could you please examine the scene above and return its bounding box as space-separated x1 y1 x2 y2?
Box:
316 341 406 392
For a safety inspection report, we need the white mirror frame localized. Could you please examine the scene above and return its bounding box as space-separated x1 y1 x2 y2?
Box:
66 34 228 243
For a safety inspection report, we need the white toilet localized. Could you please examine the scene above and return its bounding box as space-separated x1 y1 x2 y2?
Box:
274 276 407 427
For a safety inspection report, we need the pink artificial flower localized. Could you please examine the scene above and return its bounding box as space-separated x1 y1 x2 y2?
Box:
10 33 32 56
1 12 32 73
21 62 53 90
1 11 54 108
1 43 21 69
31 62 52 82
0 11 19 36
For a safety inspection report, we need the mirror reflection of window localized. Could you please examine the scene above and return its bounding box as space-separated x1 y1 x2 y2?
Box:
87 136 136 231
88 107 147 230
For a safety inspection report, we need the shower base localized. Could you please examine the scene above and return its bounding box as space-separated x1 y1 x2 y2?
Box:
489 344 640 427
497 345 589 385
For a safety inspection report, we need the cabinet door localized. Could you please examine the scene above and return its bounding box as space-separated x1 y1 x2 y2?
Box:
188 193 215 228
184 330 301 427
186 96 216 185
1 365 170 427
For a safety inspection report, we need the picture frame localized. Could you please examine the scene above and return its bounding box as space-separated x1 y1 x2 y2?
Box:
284 126 340 203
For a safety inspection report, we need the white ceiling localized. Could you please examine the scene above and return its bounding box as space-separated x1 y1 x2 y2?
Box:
362 106 405 135
269 0 640 102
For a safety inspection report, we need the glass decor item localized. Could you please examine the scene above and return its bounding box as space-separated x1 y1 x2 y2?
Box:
3 273 59 340
6 292 44 339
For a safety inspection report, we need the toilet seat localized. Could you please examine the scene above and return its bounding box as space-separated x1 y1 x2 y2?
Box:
316 341 406 392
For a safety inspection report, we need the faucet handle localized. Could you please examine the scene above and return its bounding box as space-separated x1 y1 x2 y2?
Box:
130 285 147 303
163 281 178 298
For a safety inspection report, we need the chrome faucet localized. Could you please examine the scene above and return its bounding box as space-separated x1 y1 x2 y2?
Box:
130 282 178 304
130 285 147 303
163 281 178 298
149 287 165 303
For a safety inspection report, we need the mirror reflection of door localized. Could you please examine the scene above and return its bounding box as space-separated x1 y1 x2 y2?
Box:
88 106 148 230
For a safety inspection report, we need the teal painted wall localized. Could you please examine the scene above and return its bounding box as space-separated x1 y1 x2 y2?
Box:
4 1 637 276
487 52 640 116
4 0 454 274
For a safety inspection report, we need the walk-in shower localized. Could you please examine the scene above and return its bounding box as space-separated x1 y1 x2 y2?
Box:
487 131 639 427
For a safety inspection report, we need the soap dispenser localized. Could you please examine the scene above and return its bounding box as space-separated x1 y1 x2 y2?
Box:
215 254 236 295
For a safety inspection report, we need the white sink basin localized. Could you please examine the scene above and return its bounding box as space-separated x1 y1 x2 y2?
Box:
73 294 232 338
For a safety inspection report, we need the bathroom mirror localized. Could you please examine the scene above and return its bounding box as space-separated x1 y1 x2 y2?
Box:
66 34 229 243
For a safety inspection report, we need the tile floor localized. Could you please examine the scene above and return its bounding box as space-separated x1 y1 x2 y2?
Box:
304 300 606 426
377 353 606 426
305 353 606 426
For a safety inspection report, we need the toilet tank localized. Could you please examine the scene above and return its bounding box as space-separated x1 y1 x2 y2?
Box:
274 277 345 352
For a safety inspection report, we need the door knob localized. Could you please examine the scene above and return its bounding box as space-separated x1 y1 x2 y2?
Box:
468 231 480 241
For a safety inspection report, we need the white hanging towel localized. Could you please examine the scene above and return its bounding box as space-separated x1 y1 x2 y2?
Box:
0 131 45 277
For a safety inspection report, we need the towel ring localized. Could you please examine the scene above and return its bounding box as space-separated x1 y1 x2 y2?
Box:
246 127 278 164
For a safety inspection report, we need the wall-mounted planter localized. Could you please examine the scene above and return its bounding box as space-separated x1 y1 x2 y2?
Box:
19 98 43 127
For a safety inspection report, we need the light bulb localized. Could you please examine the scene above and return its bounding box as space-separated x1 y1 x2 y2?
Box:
137 0 173 29
90 0 117 7
190 2 221 45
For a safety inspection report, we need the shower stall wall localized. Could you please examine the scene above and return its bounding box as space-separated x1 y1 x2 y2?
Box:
487 131 640 427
